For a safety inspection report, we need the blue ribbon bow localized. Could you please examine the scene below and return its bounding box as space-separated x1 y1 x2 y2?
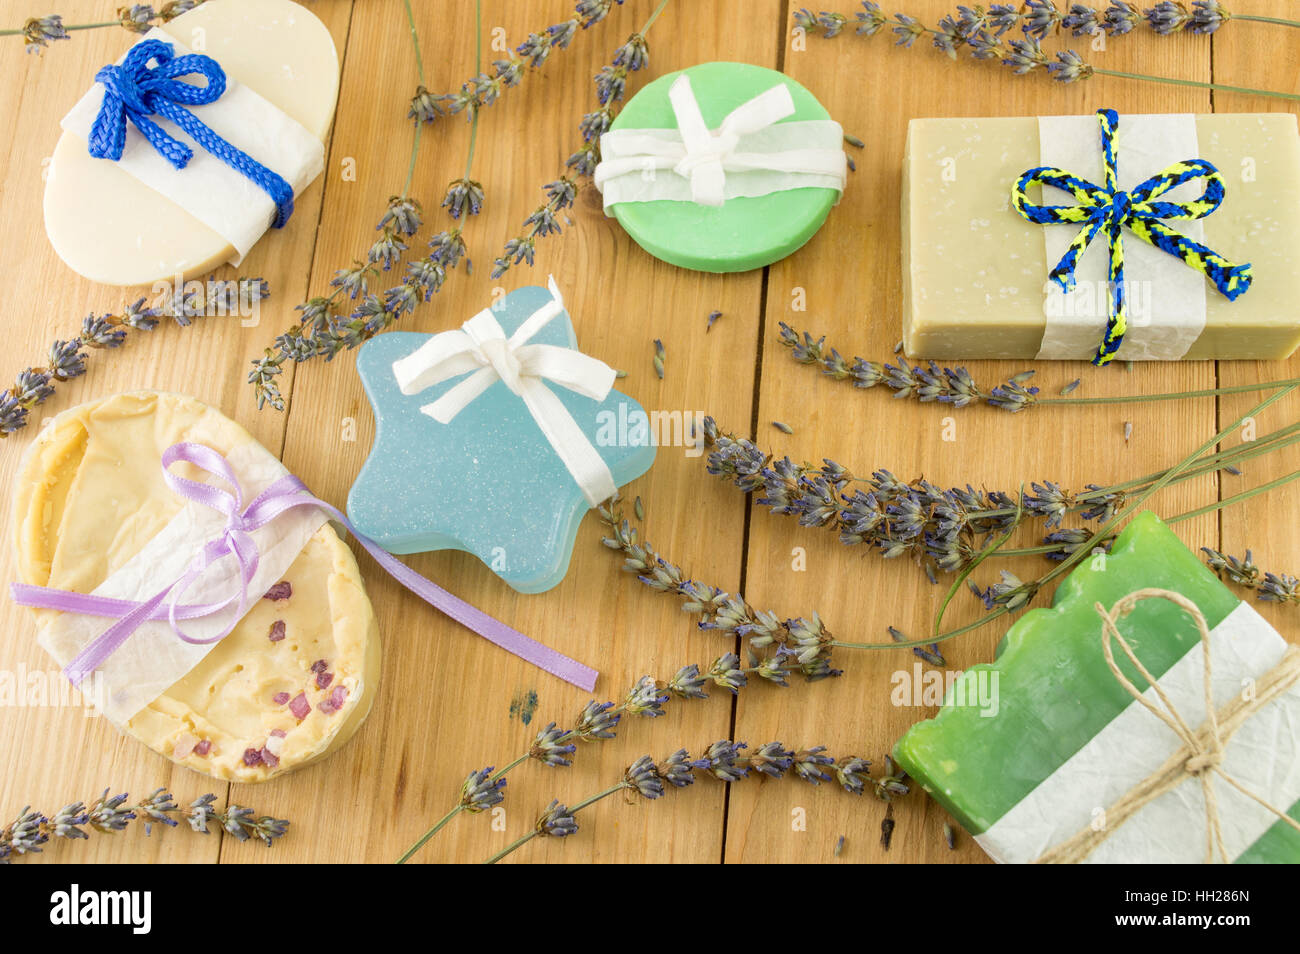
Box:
1012 109 1252 366
88 38 294 228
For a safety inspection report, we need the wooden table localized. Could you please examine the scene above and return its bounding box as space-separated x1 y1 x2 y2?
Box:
2 0 1297 865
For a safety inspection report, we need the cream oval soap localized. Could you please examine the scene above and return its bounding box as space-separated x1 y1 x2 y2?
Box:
43 0 339 286
11 392 380 783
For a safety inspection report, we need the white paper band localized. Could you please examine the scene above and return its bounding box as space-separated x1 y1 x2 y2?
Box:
594 74 846 212
976 601 1300 863
1035 114 1208 361
392 277 619 508
59 27 326 265
37 433 327 725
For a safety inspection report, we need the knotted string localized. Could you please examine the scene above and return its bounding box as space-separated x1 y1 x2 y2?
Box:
11 442 598 692
1035 588 1300 864
89 38 294 228
1012 109 1252 366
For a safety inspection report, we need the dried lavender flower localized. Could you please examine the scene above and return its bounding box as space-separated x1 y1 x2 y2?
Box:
459 767 507 813
22 14 69 52
2 786 286 861
536 800 579 837
624 756 664 799
530 723 577 767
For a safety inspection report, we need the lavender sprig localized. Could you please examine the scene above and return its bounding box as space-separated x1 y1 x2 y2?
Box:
846 386 1300 657
796 3 1300 102
254 4 452 411
598 496 843 682
5 3 205 54
780 323 1300 414
1202 548 1300 604
408 0 625 127
1 787 288 862
3 278 269 435
484 743 910 863
492 0 667 280
397 653 743 864
701 415 1300 583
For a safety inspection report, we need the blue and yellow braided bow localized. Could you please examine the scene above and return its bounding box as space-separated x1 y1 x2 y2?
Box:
1012 109 1252 366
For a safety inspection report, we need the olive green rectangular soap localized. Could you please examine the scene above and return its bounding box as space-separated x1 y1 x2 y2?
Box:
901 114 1300 361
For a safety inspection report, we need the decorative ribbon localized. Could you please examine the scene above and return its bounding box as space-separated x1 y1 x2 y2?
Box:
393 277 618 508
1012 109 1252 366
592 74 847 207
11 442 598 692
88 38 295 228
1035 589 1300 864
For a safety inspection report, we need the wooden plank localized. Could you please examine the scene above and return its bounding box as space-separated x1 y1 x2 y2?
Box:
0 0 353 862
728 0 1223 864
221 0 777 864
1212 2 1300 656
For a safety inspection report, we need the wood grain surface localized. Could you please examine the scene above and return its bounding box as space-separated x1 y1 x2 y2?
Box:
1 0 1297 865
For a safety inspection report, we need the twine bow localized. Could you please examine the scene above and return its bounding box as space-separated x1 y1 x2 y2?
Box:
11 442 598 691
392 277 618 508
1011 109 1252 366
89 38 295 227
1035 588 1300 864
592 74 847 207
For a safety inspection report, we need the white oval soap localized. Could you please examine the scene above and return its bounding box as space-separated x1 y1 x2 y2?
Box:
43 0 339 286
11 392 380 783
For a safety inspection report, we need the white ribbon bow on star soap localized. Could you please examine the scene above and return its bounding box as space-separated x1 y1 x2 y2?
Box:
593 74 847 210
392 277 618 507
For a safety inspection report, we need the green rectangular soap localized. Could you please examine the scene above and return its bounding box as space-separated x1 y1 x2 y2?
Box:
894 511 1300 863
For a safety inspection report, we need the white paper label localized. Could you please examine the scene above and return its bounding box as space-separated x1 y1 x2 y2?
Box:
1035 114 1208 361
59 27 326 265
36 438 327 726
976 602 1300 864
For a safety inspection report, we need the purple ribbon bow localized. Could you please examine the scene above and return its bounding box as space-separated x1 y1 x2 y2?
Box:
10 442 597 692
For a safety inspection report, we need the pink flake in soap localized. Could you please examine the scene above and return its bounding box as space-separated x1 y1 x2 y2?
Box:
272 691 290 705
242 747 263 766
194 740 212 756
268 620 286 642
264 581 292 601
288 691 311 720
319 685 348 715
270 728 287 738
260 746 280 769
316 671 334 690
310 659 328 674
173 734 198 759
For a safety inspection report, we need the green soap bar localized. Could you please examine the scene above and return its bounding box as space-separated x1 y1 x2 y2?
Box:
606 61 839 273
894 511 1300 862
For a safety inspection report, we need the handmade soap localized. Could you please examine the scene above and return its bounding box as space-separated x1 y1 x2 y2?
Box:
894 511 1300 864
596 61 846 273
11 392 380 783
348 283 656 594
902 114 1300 361
43 0 338 286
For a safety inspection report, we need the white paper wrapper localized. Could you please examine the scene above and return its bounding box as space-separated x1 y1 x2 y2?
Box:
59 26 325 265
595 119 846 211
976 601 1300 863
36 438 326 726
1036 114 1208 361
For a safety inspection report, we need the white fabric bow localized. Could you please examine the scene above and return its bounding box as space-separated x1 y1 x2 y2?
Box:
392 277 618 507
593 74 847 207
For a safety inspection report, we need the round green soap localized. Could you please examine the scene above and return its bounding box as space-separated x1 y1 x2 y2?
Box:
606 61 840 273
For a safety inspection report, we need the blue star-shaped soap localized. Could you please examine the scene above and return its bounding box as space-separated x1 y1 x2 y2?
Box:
347 284 656 594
